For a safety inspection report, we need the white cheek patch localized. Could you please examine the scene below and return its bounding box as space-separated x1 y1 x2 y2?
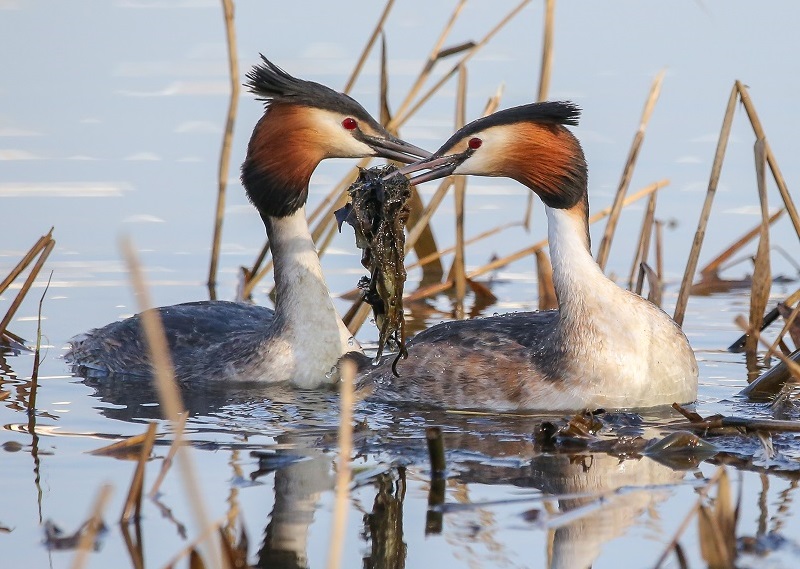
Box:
452 127 507 176
306 108 374 157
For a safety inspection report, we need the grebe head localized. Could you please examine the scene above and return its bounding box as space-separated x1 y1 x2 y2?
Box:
241 55 430 218
397 101 587 210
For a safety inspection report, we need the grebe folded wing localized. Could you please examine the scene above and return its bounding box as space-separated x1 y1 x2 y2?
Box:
67 301 275 378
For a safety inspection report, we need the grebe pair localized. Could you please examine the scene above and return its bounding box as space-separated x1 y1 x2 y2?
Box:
67 58 698 410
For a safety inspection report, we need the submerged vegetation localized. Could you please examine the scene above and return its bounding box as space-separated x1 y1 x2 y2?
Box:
3 1 800 568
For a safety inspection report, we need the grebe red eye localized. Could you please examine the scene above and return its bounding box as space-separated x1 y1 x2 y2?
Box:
342 117 358 130
468 137 482 150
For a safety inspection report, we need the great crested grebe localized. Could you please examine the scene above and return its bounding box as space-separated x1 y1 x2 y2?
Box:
66 55 429 389
356 101 698 410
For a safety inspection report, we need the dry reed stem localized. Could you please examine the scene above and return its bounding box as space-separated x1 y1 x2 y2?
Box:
673 84 739 326
160 515 227 569
207 0 239 298
523 0 556 229
410 220 520 272
120 237 221 566
327 359 356 569
652 468 726 569
406 180 669 302
643 263 662 307
28 271 51 416
596 69 665 271
391 0 469 122
344 84 504 331
0 237 54 335
406 178 456 253
766 301 800 361
735 315 800 381
698 209 784 280
451 66 469 318
746 139 772 356
121 422 158 524
392 0 531 128
631 192 657 293
245 162 364 299
736 81 800 241
729 287 800 353
535 250 557 310
247 4 523 296
655 220 664 282
69 483 113 569
537 0 555 102
343 0 395 94
0 228 52 296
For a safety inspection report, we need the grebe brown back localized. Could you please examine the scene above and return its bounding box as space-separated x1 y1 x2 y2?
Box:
66 55 429 389
355 101 698 410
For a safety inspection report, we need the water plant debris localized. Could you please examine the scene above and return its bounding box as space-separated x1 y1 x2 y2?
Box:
337 165 411 370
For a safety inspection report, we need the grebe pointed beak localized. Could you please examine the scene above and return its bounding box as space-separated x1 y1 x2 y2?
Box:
386 152 465 185
358 133 432 164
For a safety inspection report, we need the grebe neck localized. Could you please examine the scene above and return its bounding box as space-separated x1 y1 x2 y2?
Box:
545 203 613 315
265 206 335 319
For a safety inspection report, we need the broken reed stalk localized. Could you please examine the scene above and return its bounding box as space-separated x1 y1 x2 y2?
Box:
697 209 784 281
729 287 800 353
342 0 395 94
596 69 665 271
207 0 239 299
121 422 158 524
735 315 800 381
69 484 113 569
673 84 739 327
406 180 669 302
451 66 469 318
0 228 53 296
523 0 556 229
736 81 800 242
0 234 55 337
28 272 52 417
631 191 657 293
326 359 356 569
120 237 221 566
745 139 772 357
766 301 800 361
425 427 447 477
643 263 662 307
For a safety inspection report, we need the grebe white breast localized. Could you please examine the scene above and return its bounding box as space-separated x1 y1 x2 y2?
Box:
355 101 698 410
66 56 429 389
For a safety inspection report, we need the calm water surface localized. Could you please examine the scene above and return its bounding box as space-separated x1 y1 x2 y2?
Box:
2 1 800 567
